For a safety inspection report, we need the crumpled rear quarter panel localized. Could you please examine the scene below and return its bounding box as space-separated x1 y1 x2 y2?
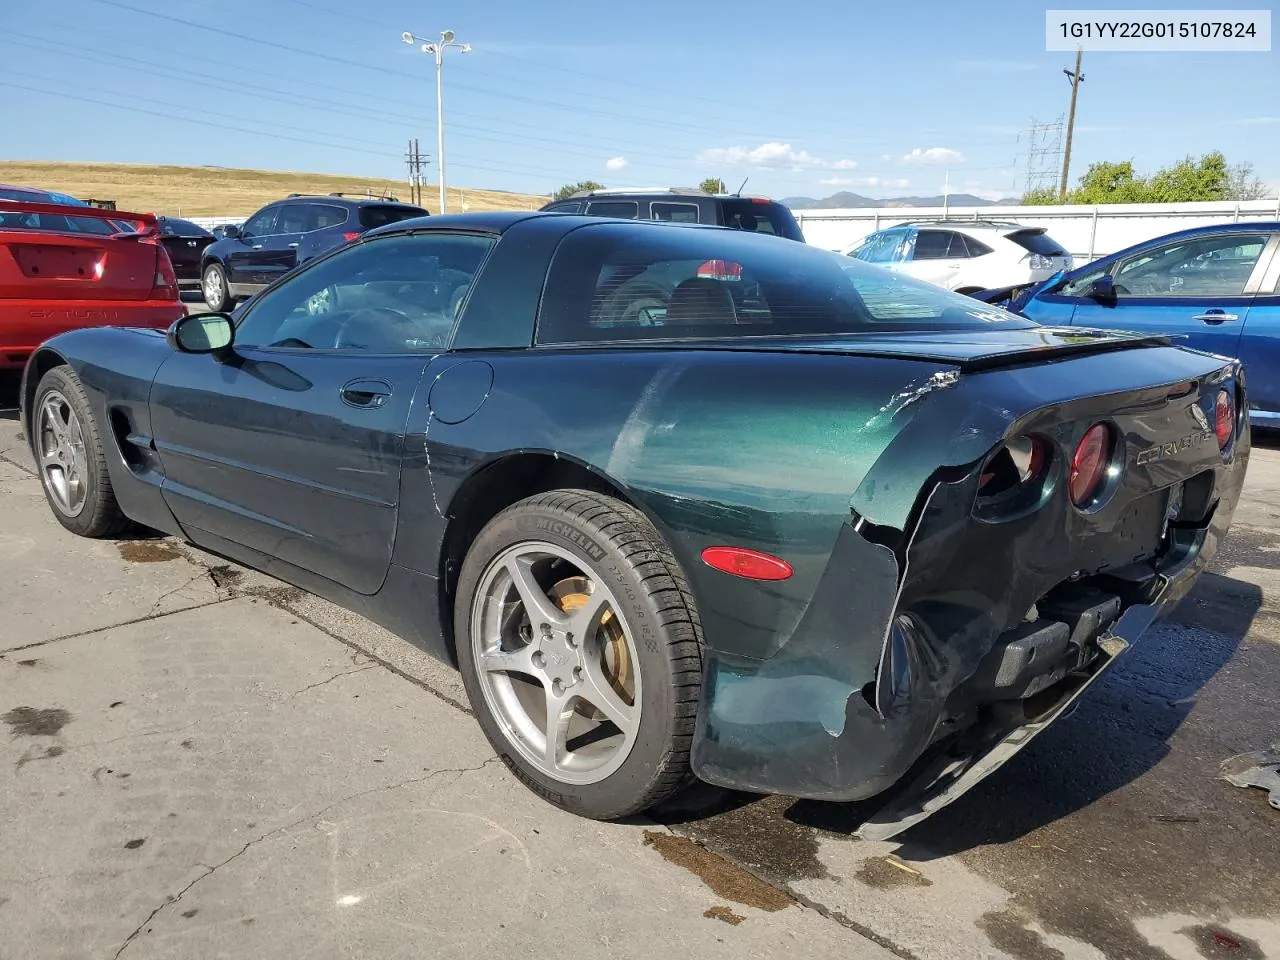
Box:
690 344 1249 802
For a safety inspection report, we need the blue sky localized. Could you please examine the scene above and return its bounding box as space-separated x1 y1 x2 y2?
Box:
1 0 1277 200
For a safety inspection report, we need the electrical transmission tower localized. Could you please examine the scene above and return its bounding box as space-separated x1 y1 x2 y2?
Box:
1022 117 1064 197
405 138 431 206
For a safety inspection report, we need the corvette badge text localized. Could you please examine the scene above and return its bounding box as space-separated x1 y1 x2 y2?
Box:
1134 430 1216 465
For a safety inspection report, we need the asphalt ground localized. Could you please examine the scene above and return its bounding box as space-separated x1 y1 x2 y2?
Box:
1 370 1277 960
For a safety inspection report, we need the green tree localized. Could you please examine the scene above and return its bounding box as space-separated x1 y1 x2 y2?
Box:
1020 186 1061 205
1145 151 1229 202
1027 151 1267 205
700 177 727 194
553 180 604 201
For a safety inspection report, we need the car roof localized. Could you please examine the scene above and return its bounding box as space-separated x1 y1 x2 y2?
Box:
276 193 424 207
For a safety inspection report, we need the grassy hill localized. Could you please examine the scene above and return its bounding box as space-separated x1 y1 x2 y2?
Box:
0 161 549 218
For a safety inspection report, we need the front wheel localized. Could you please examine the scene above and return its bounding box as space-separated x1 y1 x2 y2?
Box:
455 489 703 819
202 262 234 313
32 367 133 538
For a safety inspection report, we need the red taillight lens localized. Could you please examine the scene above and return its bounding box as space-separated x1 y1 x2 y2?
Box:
701 546 793 581
151 244 179 301
1069 423 1113 506
1215 389 1234 450
342 231 361 242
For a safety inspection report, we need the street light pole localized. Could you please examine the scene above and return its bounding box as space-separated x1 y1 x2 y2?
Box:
402 29 471 214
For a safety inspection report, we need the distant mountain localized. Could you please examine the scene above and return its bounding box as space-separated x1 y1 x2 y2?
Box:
780 191 1022 210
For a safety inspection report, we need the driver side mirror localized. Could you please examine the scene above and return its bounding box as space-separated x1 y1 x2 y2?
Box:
167 312 235 360
222 224 242 239
1086 275 1117 302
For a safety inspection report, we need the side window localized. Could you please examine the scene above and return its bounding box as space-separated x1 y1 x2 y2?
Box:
240 207 278 238
543 201 583 213
652 202 699 223
275 203 310 234
308 204 349 231
232 232 496 352
1112 233 1268 298
962 234 994 257
912 230 956 260
585 200 639 219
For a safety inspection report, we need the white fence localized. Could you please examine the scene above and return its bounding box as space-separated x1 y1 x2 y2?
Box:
794 198 1280 262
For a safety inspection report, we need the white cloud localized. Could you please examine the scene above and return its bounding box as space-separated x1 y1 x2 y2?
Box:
1231 116 1280 125
902 147 965 166
605 155 628 170
821 176 911 188
696 141 856 171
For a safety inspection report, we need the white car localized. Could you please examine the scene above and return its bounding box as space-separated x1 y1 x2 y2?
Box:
843 220 1074 294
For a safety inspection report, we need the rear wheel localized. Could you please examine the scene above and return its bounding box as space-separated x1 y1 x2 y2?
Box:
202 262 234 312
32 367 132 538
455 490 703 819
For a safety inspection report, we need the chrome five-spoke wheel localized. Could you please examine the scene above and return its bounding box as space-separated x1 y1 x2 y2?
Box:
455 490 703 820
36 390 89 518
471 541 641 785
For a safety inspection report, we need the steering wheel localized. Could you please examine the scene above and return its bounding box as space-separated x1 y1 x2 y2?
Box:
332 307 415 350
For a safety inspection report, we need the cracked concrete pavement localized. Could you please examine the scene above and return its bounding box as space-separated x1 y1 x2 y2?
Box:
3 394 1280 960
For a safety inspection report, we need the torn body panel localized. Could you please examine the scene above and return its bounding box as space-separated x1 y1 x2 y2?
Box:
692 354 1249 835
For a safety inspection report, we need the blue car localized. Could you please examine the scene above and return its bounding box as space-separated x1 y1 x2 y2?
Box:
1005 222 1280 426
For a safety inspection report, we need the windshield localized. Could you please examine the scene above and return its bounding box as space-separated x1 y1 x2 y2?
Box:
536 222 1035 344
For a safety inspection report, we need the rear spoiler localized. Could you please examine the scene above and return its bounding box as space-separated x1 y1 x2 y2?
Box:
0 198 158 237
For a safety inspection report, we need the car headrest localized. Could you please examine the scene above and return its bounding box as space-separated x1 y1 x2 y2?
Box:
664 277 737 326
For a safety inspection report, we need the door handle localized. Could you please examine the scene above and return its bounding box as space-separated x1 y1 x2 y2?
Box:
1193 310 1239 324
252 244 263 249
288 242 299 248
340 378 393 409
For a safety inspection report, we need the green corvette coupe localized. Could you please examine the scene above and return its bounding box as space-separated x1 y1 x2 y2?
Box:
20 212 1249 839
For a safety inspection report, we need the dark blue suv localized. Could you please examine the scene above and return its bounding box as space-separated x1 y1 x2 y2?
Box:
200 194 428 311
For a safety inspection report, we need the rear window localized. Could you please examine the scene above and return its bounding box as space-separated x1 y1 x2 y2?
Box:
719 199 804 241
536 222 1033 345
1005 229 1068 257
160 217 211 237
357 204 428 229
0 210 117 235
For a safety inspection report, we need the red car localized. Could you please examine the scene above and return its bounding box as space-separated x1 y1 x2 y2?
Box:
0 199 185 370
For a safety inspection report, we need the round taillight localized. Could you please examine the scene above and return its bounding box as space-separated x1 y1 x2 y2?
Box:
1215 389 1234 451
701 546 793 581
1069 423 1113 507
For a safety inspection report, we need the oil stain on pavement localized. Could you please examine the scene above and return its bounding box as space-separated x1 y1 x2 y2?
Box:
3 706 72 737
642 829 793 913
117 540 183 563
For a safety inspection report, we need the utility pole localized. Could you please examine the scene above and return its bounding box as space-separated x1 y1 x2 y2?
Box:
402 29 472 214
1059 47 1084 200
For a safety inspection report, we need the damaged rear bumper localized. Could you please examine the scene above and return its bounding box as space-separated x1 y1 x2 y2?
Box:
689 449 1241 840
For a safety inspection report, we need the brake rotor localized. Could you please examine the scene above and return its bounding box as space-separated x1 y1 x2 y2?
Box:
549 576 633 718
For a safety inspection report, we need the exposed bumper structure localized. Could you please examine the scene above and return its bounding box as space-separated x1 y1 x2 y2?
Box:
690 409 1247 840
